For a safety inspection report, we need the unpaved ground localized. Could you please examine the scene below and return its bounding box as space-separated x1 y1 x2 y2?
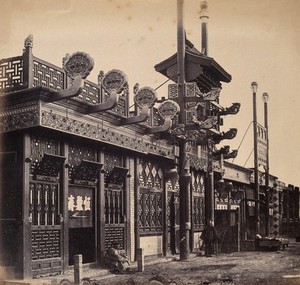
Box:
93 242 300 285
50 240 300 285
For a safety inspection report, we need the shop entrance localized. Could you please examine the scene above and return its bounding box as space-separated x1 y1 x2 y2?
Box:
68 186 96 265
215 210 240 253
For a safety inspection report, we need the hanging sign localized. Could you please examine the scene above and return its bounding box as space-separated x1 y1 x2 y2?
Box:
257 124 267 168
68 187 93 228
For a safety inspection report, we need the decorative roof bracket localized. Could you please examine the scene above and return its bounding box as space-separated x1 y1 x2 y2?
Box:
144 117 172 134
211 128 238 144
85 90 118 113
119 85 156 126
119 105 150 125
49 51 94 102
144 99 179 134
220 102 241 116
49 76 84 102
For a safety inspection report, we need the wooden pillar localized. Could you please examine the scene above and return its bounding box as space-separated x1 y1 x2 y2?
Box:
162 167 168 257
125 157 131 258
134 158 140 260
22 132 32 278
62 142 69 272
98 149 105 265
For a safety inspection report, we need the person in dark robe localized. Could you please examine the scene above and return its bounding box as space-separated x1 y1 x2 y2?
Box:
201 220 221 257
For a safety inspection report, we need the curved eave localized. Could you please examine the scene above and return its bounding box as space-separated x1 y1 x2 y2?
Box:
154 51 231 83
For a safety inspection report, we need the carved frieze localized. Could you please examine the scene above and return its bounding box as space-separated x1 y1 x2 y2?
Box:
41 109 174 159
0 102 39 133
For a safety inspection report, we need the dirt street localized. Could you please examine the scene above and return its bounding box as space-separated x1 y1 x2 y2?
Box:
86 242 300 285
52 239 300 285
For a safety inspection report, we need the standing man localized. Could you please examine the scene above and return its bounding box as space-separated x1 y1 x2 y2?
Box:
201 220 220 257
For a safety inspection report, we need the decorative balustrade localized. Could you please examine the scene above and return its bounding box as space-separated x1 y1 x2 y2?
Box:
33 57 65 91
0 36 176 133
0 53 130 118
0 56 24 92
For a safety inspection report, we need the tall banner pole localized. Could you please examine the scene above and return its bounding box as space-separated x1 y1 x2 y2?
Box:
177 0 191 261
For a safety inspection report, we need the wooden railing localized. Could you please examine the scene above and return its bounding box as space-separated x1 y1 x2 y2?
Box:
0 46 165 126
0 56 25 92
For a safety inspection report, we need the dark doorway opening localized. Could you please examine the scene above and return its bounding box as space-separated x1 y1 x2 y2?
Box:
68 186 96 265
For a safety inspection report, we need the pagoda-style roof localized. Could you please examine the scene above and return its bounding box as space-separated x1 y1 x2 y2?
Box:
154 39 231 92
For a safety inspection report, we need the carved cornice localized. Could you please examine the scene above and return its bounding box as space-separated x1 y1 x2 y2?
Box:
41 108 174 159
0 101 39 132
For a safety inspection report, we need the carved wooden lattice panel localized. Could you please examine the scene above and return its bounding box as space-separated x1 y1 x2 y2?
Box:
29 181 60 226
138 159 163 233
139 189 163 233
33 59 65 91
68 144 97 178
191 171 205 194
138 159 163 188
30 136 59 175
193 196 205 230
31 228 61 260
104 226 125 251
30 180 62 276
76 80 100 104
105 188 124 224
0 57 24 90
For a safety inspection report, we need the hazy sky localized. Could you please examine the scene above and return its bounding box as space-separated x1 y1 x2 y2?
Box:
1 0 299 186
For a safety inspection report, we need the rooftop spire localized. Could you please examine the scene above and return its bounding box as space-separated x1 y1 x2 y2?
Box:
199 1 209 55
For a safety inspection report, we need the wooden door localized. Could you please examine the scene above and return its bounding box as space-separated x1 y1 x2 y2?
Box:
29 180 63 277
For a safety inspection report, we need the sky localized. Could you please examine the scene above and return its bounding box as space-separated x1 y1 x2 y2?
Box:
1 0 300 187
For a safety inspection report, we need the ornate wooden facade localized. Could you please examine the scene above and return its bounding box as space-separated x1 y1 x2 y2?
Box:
1 35 296 281
0 36 213 278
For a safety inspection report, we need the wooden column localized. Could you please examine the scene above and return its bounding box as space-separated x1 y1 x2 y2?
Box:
22 132 32 278
98 149 105 265
134 158 140 260
125 157 131 258
62 141 69 272
162 166 168 257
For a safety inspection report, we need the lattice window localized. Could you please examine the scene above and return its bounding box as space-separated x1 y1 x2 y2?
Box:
166 179 179 192
0 57 24 90
29 181 60 226
138 188 163 233
32 229 60 260
68 144 97 177
104 152 123 172
30 136 59 175
193 196 205 230
105 188 124 224
138 159 163 188
191 170 205 194
33 59 64 91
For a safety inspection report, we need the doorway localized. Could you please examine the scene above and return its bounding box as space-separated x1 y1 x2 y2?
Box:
68 186 96 265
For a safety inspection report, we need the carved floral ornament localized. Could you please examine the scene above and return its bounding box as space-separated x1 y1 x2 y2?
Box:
101 69 128 94
63 52 94 80
134 86 157 108
157 100 180 120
